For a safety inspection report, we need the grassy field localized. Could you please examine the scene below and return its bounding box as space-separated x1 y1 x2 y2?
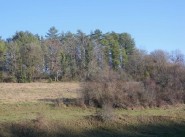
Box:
0 82 81 103
0 83 185 137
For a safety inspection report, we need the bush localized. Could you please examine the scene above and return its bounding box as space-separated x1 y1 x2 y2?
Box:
0 71 3 82
47 77 53 83
82 69 150 109
95 104 114 122
3 76 17 83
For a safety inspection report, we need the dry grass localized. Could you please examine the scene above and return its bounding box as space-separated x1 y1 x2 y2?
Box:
0 82 81 103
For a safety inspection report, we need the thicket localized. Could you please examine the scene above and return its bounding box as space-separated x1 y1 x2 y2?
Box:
82 50 185 109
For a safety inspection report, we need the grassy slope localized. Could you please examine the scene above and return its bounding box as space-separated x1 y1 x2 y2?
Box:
0 83 185 137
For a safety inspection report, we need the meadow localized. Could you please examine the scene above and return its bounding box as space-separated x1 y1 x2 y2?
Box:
0 83 185 137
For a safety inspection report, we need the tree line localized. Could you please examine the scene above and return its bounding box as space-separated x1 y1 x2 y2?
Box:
0 27 135 82
0 27 185 84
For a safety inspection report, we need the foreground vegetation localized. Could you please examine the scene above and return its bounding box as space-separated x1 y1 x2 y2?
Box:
0 83 185 137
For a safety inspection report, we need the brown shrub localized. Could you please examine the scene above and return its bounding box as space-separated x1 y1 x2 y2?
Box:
82 69 149 109
82 63 185 110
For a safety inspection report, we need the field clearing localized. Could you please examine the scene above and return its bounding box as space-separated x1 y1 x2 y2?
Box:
0 83 185 137
0 82 81 103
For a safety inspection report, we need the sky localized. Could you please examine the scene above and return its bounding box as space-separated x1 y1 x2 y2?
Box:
0 0 185 54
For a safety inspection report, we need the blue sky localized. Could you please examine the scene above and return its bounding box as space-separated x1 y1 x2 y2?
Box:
0 0 185 54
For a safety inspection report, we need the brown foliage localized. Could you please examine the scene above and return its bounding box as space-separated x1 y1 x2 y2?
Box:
82 69 154 109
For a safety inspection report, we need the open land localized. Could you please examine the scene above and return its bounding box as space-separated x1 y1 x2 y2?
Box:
0 83 185 137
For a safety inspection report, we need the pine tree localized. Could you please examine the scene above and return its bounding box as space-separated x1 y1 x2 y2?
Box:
0 40 6 81
45 26 59 40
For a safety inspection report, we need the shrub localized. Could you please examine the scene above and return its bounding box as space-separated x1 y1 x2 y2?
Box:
95 104 114 122
3 76 17 83
47 77 52 83
82 69 148 109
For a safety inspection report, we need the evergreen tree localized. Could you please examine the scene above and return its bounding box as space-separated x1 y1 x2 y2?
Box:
110 38 120 70
0 40 6 81
119 33 135 55
121 48 128 68
45 26 59 40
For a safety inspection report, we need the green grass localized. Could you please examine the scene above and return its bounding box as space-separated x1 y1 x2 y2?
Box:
1 102 185 123
116 105 185 118
0 102 185 137
0 102 95 122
